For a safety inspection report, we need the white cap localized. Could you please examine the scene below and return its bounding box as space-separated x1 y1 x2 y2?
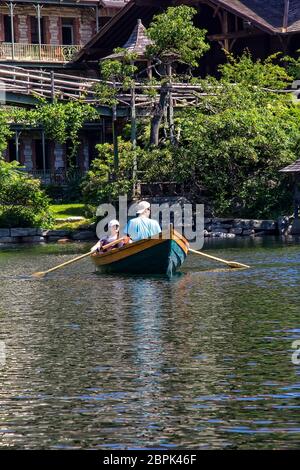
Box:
108 219 120 228
136 201 151 214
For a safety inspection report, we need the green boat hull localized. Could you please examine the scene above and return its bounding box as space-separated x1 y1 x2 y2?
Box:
94 239 187 276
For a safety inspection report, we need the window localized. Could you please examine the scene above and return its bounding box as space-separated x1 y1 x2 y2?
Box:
31 16 45 44
8 139 17 162
35 139 50 170
62 18 74 45
3 15 14 42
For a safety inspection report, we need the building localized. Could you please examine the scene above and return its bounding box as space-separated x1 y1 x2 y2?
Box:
0 0 128 67
74 0 300 76
3 0 300 183
0 0 128 182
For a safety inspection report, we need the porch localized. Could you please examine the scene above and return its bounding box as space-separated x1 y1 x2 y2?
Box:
0 43 81 63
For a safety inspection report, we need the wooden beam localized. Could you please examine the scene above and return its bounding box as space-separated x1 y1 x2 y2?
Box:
282 0 290 33
208 29 264 41
135 0 171 6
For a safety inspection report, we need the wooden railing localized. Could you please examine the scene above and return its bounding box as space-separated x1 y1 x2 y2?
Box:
0 43 81 62
0 64 209 109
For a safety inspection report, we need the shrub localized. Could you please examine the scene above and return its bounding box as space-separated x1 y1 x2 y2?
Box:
81 138 142 204
0 160 53 228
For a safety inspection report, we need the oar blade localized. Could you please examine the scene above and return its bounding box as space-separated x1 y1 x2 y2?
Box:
32 271 46 278
228 262 250 269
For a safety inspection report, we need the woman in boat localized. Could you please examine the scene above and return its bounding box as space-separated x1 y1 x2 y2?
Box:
91 219 125 253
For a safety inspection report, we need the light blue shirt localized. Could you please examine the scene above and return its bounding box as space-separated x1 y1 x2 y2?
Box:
124 216 161 241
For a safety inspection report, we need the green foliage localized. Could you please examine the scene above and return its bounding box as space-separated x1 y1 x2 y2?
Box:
92 82 118 106
131 53 298 217
95 49 138 106
283 50 300 79
101 49 138 85
139 146 176 182
81 138 141 203
0 160 53 227
146 5 210 67
220 52 292 89
6 101 98 165
34 101 98 163
175 102 296 217
0 109 13 154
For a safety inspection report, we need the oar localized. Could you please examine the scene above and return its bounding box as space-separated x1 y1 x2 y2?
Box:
32 237 125 278
188 248 250 269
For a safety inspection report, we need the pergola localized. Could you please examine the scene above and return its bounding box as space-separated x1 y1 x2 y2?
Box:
280 159 300 234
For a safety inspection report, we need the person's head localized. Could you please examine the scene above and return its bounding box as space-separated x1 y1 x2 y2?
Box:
108 219 120 236
136 201 151 218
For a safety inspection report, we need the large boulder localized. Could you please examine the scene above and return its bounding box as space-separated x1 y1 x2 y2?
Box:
0 229 10 237
44 229 71 238
251 220 277 231
0 236 20 243
71 231 96 241
291 219 300 235
10 228 39 237
22 236 45 243
230 227 243 235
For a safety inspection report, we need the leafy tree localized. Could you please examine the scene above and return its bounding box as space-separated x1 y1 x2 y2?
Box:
220 52 291 89
136 53 298 217
94 49 138 106
146 6 210 146
146 5 209 68
0 109 13 155
81 138 143 203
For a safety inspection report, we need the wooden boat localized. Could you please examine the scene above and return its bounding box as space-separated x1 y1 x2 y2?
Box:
91 228 189 276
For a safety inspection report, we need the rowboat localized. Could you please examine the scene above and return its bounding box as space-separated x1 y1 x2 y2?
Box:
91 228 189 276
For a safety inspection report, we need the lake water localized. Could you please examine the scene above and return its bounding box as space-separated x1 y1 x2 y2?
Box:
0 236 299 450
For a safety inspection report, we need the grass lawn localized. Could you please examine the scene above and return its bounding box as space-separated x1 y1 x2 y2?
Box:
50 204 86 219
50 204 95 230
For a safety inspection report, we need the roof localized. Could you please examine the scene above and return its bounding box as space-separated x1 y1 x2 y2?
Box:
100 0 129 8
72 0 161 62
280 159 300 173
211 0 300 34
0 0 128 7
73 0 300 63
103 19 152 60
0 0 100 5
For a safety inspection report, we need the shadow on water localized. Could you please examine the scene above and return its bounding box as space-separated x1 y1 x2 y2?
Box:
0 236 299 449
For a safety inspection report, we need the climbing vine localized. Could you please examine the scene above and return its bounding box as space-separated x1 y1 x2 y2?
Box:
0 108 13 156
2 101 99 165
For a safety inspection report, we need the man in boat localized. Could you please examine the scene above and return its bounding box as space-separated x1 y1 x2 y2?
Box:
91 219 126 253
123 201 161 242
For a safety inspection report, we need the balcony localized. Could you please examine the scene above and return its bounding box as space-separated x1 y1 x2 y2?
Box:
0 43 82 63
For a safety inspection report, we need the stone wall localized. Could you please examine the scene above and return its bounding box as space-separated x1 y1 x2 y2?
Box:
0 227 97 244
203 217 292 238
0 218 296 245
